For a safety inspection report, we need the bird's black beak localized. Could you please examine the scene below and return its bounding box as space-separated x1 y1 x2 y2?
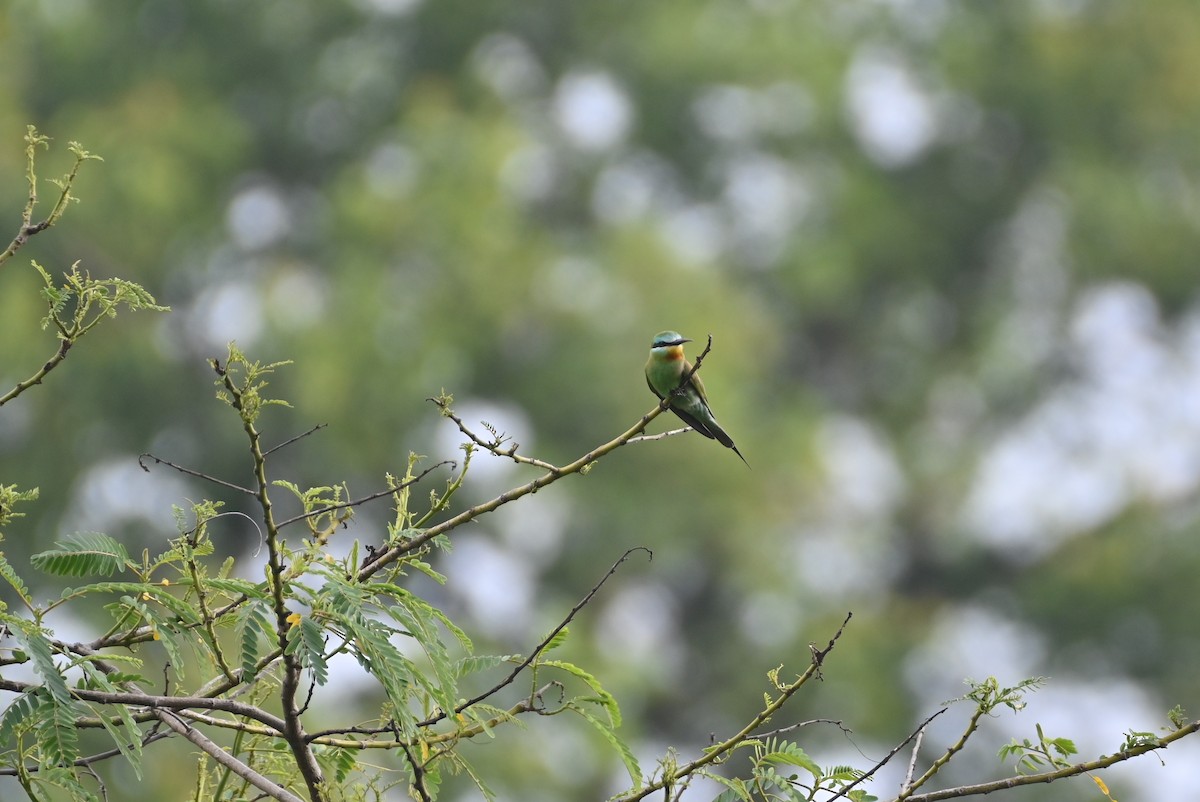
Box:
678 338 693 344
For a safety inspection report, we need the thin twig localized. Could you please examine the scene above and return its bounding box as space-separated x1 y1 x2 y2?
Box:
400 743 433 802
275 460 455 529
138 452 257 496
436 404 560 471
0 730 174 776
826 707 948 802
901 721 930 796
263 423 328 456
899 704 987 797
156 710 306 802
627 427 694 444
429 546 652 727
753 718 850 740
0 677 289 733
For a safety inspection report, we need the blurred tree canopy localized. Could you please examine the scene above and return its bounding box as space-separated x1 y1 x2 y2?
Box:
3 0 1200 799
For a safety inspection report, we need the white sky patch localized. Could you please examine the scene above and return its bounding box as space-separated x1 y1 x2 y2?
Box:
792 521 901 600
534 256 634 330
227 184 291 251
815 414 907 519
963 283 1200 554
658 203 725 266
844 47 938 168
493 492 569 570
500 142 559 203
364 142 419 199
692 81 815 143
62 456 194 535
553 70 634 151
470 33 547 99
441 534 536 641
266 268 328 331
739 589 805 648
431 398 534 488
190 281 264 350
350 0 422 16
903 605 1047 707
591 149 679 226
595 581 684 681
721 151 814 266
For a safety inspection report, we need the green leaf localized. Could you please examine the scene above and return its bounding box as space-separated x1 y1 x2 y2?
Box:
119 595 188 678
760 744 821 779
570 704 640 787
238 604 275 678
701 772 752 802
459 703 520 737
32 532 130 577
34 691 80 767
15 621 71 706
316 745 359 784
198 576 269 599
543 626 569 653
380 591 462 716
0 552 31 606
823 764 865 783
285 614 329 686
29 765 99 802
343 615 415 729
710 788 752 802
81 666 144 779
0 691 39 746
540 659 621 728
455 654 519 678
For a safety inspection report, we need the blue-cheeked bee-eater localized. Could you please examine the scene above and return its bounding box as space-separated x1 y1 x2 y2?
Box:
645 331 749 467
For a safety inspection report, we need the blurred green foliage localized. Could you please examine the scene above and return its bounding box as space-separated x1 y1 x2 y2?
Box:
3 0 1200 799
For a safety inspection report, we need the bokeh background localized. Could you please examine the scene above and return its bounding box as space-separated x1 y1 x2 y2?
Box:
3 0 1200 800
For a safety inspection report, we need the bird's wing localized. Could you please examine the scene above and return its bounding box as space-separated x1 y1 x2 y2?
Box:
669 405 717 440
684 360 711 404
646 374 665 400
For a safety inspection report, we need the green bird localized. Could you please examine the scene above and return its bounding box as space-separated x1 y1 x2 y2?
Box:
645 331 749 467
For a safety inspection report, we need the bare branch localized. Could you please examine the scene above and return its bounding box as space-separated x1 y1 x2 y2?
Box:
826 707 948 802
435 401 561 471
263 422 328 456
156 710 306 802
440 546 652 724
138 452 257 496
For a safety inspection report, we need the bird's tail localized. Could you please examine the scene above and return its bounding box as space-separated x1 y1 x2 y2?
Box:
709 420 751 469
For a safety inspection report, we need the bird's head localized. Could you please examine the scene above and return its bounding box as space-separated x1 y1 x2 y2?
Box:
649 331 691 360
